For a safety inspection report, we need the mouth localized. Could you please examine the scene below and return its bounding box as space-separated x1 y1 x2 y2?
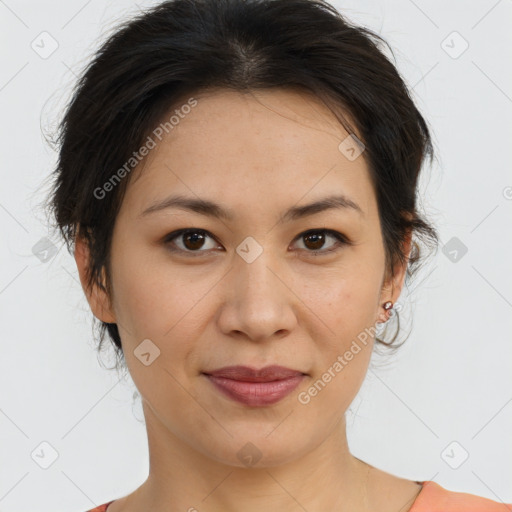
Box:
202 365 307 407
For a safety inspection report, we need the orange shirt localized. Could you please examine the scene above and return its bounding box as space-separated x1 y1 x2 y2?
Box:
409 481 511 511
86 481 512 511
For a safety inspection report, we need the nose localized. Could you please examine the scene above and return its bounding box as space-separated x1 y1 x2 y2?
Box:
216 250 297 343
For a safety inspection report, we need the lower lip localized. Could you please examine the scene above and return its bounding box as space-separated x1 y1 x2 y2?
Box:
204 374 305 406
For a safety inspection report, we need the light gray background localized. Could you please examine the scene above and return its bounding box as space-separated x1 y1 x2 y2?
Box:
1 1 511 511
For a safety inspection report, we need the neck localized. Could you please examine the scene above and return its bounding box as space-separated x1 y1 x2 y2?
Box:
129 401 372 512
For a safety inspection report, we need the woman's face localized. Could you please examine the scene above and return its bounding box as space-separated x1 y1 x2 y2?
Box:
77 88 407 467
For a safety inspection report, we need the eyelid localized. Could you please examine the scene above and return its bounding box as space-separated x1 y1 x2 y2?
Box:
163 228 222 256
163 228 351 256
290 229 351 255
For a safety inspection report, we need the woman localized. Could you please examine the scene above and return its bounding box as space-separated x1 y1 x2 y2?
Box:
45 0 510 510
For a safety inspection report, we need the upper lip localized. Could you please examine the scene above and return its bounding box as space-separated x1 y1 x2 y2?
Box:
203 365 305 382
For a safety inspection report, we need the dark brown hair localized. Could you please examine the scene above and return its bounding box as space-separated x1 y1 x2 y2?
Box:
44 0 438 371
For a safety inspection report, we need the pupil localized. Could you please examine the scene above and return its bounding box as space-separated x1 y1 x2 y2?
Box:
181 231 327 251
305 232 324 250
184 232 204 250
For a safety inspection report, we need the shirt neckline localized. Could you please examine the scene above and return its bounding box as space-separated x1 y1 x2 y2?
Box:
104 481 431 511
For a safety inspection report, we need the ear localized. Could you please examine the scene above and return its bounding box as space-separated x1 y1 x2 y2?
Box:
74 232 117 324
377 228 413 323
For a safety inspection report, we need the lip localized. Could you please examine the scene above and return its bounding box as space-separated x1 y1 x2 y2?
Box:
203 365 306 406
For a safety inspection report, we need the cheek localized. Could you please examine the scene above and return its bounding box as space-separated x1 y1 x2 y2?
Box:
110 254 203 405
298 261 381 391
301 280 376 413
301 260 382 333
109 239 201 335
109 244 216 382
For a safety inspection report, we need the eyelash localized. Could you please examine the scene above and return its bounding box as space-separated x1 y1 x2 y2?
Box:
162 228 351 257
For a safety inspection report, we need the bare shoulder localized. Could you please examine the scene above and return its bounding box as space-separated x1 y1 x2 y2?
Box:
366 465 423 512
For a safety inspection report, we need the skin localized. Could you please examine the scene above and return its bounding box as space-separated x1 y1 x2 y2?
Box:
75 87 421 512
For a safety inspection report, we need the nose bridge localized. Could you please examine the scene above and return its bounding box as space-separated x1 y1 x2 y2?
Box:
235 240 281 305
219 240 296 340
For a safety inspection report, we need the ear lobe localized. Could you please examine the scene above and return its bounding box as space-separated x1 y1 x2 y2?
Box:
74 234 117 324
378 229 413 321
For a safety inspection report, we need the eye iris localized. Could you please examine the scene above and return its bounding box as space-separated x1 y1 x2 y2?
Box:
183 231 205 250
304 232 325 250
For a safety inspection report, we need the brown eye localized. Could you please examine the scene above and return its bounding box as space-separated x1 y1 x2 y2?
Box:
163 228 349 258
182 231 207 250
303 232 326 250
164 229 219 255
293 229 349 256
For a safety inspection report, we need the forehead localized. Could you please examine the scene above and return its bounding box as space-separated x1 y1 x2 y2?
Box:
122 87 375 222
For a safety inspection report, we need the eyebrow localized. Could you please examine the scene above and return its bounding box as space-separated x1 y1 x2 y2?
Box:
139 193 364 222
